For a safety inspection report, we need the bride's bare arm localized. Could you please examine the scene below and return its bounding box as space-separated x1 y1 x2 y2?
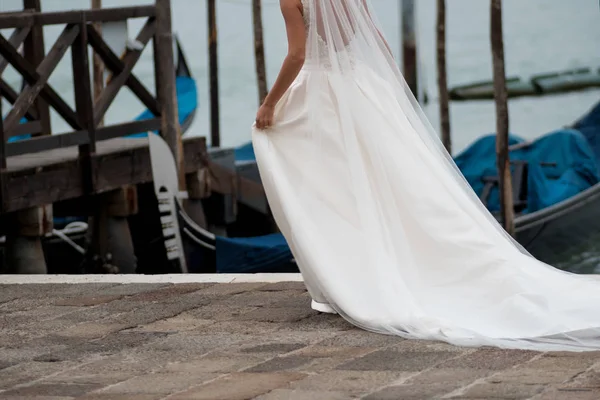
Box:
255 0 305 129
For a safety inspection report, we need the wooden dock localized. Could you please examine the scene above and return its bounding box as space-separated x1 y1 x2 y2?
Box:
0 1 211 274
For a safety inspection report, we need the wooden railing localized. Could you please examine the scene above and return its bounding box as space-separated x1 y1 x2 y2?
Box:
0 4 178 192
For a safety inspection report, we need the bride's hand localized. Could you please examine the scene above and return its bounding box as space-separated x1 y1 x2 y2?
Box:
255 103 275 130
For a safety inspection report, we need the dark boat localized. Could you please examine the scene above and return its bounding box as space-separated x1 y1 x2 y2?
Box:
450 67 600 101
455 100 600 272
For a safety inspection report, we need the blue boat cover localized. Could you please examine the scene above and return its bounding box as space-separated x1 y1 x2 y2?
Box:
129 75 198 137
235 141 256 161
454 129 600 214
574 101 600 162
215 233 294 273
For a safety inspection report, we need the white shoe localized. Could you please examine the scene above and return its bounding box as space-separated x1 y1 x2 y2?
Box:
311 299 337 314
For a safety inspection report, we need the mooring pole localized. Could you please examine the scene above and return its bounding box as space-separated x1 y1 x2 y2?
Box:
91 0 104 123
436 0 451 153
490 0 514 235
207 0 220 147
401 0 419 101
155 0 186 190
252 0 268 104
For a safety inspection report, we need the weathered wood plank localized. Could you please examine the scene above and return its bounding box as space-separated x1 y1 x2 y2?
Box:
91 18 157 126
6 130 88 157
4 119 161 157
0 25 32 75
0 26 81 130
86 23 160 120
72 18 96 193
0 78 38 121
0 6 156 29
155 0 185 191
7 121 42 138
2 137 206 212
22 0 50 137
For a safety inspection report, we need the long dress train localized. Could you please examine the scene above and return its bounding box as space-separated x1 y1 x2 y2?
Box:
251 0 600 351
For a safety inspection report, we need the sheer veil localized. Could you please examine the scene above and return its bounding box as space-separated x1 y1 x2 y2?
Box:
302 0 532 257
289 0 600 351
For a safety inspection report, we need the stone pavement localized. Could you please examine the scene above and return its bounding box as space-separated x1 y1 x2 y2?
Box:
1 281 600 400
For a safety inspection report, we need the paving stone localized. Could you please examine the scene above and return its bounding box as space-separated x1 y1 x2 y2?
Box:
0 383 102 397
77 395 162 400
136 331 252 361
126 283 210 302
240 342 307 354
525 355 598 370
164 352 269 374
405 367 492 385
169 372 307 400
54 355 158 376
245 355 314 372
437 348 538 370
237 306 318 323
94 372 217 395
0 396 76 400
337 350 455 371
214 289 305 308
0 360 80 390
536 389 600 400
365 383 460 400
94 283 171 297
126 312 213 333
255 388 354 400
487 368 580 385
54 295 126 307
257 282 306 292
316 330 403 348
280 313 355 332
195 282 269 297
557 368 600 389
186 304 261 321
55 322 129 339
291 370 409 394
451 382 545 399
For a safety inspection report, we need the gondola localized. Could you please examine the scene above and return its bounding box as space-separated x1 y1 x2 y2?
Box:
450 67 600 101
455 100 600 272
0 35 198 273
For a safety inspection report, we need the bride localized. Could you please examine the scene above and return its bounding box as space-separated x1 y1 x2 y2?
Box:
251 0 600 351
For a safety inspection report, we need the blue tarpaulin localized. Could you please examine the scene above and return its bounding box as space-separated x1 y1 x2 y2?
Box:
215 233 294 273
234 142 256 162
129 76 197 137
454 129 600 214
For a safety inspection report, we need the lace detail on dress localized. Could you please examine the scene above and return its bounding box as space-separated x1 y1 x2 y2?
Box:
301 0 356 71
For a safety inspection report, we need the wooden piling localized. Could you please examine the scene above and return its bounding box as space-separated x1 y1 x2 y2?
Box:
401 0 419 100
91 0 104 124
207 0 220 147
155 0 186 190
436 0 451 153
490 0 514 235
22 0 51 137
252 0 268 104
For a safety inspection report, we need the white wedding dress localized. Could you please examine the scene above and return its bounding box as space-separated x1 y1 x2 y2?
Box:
251 0 600 351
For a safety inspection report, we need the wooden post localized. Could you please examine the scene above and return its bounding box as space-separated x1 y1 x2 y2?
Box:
91 0 104 124
436 0 451 153
252 0 268 104
401 0 419 100
490 0 514 235
207 0 220 147
22 0 51 136
155 0 186 190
